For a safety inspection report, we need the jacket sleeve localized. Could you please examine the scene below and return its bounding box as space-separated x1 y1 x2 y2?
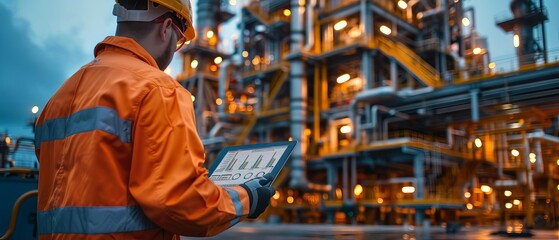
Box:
128 85 250 237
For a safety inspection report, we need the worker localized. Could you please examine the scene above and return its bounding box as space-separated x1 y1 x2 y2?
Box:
34 0 275 239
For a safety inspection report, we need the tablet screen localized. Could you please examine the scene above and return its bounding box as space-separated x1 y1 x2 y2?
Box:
209 145 289 186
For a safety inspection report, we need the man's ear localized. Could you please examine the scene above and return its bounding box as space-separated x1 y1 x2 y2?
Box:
159 18 173 41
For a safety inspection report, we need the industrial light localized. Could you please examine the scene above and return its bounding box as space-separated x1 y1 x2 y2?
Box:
481 185 492 193
336 73 351 83
473 47 482 55
416 12 423 19
287 196 294 204
462 17 471 27
377 198 384 204
505 203 513 209
304 128 312 136
513 199 521 205
206 30 215 39
504 190 512 197
402 186 415 193
273 191 280 200
557 159 559 166
4 137 10 145
529 153 536 163
488 62 496 69
354 184 363 196
209 64 218 72
511 149 520 157
334 20 347 31
474 138 482 148
31 105 39 114
513 34 520 48
397 0 408 9
229 0 236 5
288 137 293 141
340 125 351 134
214 56 223 64
380 25 392 35
216 98 223 105
283 9 291 17
242 51 248 58
466 203 473 210
191 95 196 102
464 192 471 198
190 60 199 69
336 188 343 199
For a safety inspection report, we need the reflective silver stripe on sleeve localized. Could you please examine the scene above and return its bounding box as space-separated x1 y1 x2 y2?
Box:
37 205 157 234
225 188 244 226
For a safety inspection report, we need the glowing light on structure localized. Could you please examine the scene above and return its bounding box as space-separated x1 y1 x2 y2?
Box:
214 56 223 64
273 191 280 200
216 98 223 105
505 203 513 209
504 190 512 197
481 185 492 194
402 186 415 193
557 159 559 166
31 105 39 114
513 34 520 48
511 149 520 157
462 17 471 27
354 184 363 196
206 30 215 39
474 138 482 148
336 73 351 83
336 188 343 199
488 62 496 69
229 0 236 6
466 203 473 210
464 192 471 198
473 47 482 55
191 95 195 102
334 20 347 31
340 125 352 134
397 0 408 9
416 12 423 19
283 9 291 17
242 51 249 58
190 60 199 69
287 196 294 204
5 137 10 145
380 25 392 35
529 153 537 163
513 199 521 205
377 198 384 204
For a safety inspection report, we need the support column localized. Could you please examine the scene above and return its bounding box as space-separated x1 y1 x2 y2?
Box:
470 89 479 122
534 139 543 174
326 162 337 224
289 0 308 189
414 152 425 226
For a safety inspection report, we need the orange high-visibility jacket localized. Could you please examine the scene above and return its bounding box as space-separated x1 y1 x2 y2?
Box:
34 36 250 239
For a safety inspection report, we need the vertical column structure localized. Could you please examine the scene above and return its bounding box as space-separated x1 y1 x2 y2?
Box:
289 0 308 189
361 0 373 89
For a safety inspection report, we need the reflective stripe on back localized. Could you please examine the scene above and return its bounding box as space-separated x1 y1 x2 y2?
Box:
224 188 243 226
35 106 132 145
38 205 157 234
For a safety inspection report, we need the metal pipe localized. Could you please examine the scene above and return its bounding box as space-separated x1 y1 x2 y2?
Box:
0 190 38 240
304 0 316 50
470 89 479 122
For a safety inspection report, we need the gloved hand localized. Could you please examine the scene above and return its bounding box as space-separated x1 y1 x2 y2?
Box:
240 173 276 219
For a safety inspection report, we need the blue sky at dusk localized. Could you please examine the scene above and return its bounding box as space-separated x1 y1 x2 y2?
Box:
0 0 558 138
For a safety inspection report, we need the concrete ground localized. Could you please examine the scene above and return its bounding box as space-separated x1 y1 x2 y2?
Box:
182 223 559 240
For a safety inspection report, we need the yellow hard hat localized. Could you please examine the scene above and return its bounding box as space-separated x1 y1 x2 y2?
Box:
113 0 195 41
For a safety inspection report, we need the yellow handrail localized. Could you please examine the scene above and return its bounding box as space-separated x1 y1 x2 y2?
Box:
0 190 39 240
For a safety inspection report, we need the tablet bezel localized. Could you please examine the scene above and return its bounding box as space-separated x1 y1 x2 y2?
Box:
207 141 297 186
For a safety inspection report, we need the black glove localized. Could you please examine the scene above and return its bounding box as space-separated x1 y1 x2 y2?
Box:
240 173 276 219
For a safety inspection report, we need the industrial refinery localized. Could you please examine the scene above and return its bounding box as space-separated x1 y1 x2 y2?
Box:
179 0 559 229
1 0 558 238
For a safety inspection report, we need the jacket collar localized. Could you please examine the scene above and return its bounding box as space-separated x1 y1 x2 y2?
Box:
94 36 159 69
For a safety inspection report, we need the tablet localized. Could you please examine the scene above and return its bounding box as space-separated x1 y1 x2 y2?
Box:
208 141 297 186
